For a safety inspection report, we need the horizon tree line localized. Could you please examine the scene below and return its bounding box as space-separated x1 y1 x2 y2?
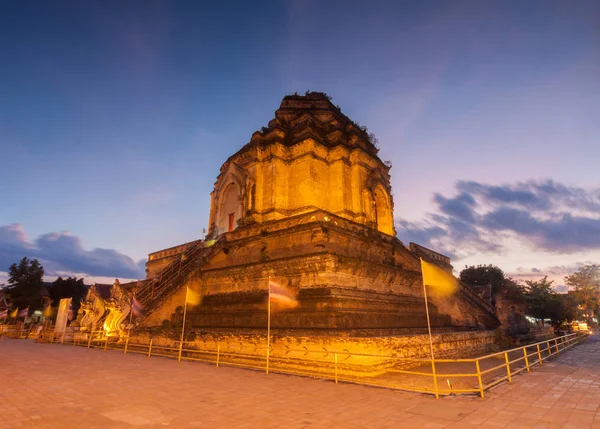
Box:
1 257 87 318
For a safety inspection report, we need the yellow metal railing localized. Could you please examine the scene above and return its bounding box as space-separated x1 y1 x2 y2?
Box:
0 325 29 339
25 330 589 398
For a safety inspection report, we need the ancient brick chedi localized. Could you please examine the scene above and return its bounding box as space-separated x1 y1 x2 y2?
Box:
136 92 498 334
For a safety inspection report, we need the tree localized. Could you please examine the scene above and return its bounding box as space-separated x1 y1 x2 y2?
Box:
50 276 87 316
5 257 45 312
460 265 506 295
565 265 600 319
523 276 580 326
524 276 555 324
459 264 525 308
545 293 578 325
500 278 526 304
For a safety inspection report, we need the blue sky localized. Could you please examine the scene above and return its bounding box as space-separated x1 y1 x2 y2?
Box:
1 1 598 288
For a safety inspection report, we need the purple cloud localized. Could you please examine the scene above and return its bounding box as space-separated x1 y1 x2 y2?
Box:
396 179 600 256
0 224 145 279
505 262 594 293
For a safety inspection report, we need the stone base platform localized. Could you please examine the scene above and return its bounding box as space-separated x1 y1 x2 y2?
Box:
130 329 498 377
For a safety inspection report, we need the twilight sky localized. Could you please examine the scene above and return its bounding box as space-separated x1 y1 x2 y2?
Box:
1 1 599 289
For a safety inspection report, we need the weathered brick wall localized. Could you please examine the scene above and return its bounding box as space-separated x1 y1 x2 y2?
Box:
131 329 497 361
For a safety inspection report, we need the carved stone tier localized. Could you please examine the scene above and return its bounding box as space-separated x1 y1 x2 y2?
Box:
141 211 499 332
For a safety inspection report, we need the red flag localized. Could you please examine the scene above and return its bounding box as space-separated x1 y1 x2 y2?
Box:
131 296 143 317
269 280 298 308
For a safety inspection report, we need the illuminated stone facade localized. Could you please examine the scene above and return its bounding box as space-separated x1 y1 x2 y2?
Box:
208 92 395 237
137 93 499 336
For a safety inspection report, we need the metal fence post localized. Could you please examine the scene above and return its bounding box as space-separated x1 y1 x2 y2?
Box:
334 353 338 384
523 347 530 372
431 360 439 399
104 336 108 351
546 341 551 357
536 343 543 365
216 344 220 368
148 339 153 357
266 346 270 375
87 333 92 348
124 335 129 354
558 336 563 350
178 341 183 362
504 352 512 382
555 339 559 355
475 359 484 399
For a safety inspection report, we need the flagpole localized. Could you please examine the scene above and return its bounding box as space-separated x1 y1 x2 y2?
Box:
180 288 188 350
420 258 439 399
266 277 271 375
129 298 134 325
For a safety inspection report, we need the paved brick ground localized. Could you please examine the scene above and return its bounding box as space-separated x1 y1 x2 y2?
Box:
1 336 599 428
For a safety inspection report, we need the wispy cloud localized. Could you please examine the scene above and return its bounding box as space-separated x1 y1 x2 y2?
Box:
505 261 595 293
396 179 600 259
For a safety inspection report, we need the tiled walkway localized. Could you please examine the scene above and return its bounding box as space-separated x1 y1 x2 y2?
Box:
1 336 599 428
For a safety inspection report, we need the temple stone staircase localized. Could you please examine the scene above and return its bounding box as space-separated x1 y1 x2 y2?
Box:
135 237 225 321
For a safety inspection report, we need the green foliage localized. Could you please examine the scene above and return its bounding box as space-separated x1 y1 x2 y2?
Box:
501 278 526 304
50 277 87 315
565 264 600 319
546 293 578 324
524 276 578 325
5 257 44 310
460 264 506 295
524 276 555 322
461 263 582 327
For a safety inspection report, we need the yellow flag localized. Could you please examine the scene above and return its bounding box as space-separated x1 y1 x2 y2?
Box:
186 287 201 306
420 259 459 296
43 306 54 317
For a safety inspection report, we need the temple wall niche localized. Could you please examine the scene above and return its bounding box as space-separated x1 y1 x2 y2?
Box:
216 182 242 234
374 185 394 235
